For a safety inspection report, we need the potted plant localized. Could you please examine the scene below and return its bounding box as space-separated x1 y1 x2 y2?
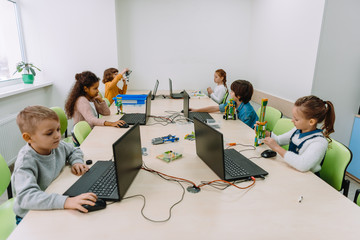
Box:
14 61 41 84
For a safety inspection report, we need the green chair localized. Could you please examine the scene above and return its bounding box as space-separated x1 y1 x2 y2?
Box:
50 107 73 144
271 118 295 150
256 106 282 132
72 121 92 146
220 91 229 104
98 91 104 98
0 154 16 240
319 139 352 197
354 189 360 206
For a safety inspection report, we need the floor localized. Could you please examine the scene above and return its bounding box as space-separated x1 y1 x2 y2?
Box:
1 175 360 205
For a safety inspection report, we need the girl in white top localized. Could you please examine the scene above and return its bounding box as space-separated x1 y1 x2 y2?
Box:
263 95 335 173
207 69 228 104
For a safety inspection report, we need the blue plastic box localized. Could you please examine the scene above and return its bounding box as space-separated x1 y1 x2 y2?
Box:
113 94 147 105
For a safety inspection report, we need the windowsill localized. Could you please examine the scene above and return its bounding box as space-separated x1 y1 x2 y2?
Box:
0 80 53 99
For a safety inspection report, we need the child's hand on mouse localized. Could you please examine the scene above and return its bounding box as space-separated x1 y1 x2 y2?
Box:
263 137 287 158
115 120 127 128
104 120 126 128
71 163 89 176
64 193 97 213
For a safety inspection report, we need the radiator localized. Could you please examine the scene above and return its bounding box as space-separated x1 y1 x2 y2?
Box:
0 114 24 165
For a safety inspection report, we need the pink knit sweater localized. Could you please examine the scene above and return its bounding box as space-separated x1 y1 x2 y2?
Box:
72 96 110 128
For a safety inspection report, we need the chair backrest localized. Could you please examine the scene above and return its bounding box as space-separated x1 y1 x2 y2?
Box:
220 91 229 104
272 118 294 135
355 189 360 206
319 139 352 191
72 121 92 145
256 106 283 132
103 97 111 107
0 154 11 197
272 118 294 150
50 107 68 136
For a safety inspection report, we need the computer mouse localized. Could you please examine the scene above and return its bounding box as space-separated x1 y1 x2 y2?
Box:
82 199 107 212
261 149 277 158
118 123 129 128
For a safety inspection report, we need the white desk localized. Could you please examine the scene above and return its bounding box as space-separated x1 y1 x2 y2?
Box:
8 95 360 240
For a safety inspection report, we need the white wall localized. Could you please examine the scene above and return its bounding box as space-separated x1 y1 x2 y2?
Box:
115 0 253 92
18 0 118 112
248 0 325 102
312 0 360 145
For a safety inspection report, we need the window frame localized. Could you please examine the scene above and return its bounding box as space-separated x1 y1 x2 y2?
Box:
0 0 28 86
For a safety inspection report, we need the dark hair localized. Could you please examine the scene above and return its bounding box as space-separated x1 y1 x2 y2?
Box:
65 71 100 118
230 80 254 104
102 68 118 84
215 69 227 89
295 95 335 141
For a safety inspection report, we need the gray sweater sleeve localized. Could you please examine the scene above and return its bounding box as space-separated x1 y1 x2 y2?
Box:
63 141 84 166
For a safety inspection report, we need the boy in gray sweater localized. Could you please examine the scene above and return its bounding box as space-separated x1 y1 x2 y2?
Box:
12 106 98 224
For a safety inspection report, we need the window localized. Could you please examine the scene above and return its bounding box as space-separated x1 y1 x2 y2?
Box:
0 0 26 83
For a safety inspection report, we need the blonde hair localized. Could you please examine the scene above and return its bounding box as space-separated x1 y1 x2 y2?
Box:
16 106 59 134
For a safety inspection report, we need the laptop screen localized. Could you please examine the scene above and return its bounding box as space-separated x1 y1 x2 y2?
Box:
193 117 225 179
152 80 159 98
169 78 173 95
183 90 190 118
112 123 143 200
146 91 151 122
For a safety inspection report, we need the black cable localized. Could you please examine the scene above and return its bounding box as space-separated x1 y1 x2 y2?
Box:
123 179 185 223
248 156 263 159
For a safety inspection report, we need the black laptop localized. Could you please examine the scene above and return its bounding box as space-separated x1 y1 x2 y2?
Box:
183 90 214 122
63 124 143 201
151 80 159 100
169 78 184 99
193 117 268 181
120 91 151 125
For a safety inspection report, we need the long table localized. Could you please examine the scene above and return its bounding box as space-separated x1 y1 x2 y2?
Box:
8 93 360 240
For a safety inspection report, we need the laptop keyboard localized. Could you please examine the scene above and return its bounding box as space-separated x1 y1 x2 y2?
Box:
120 114 145 124
224 151 250 177
88 164 117 197
189 112 213 122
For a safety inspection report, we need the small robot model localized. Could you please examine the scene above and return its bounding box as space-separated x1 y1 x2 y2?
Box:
152 134 179 145
184 132 195 141
223 99 237 120
254 98 268 146
115 96 123 115
123 70 132 82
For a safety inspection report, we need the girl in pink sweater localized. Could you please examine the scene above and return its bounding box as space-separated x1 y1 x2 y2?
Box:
65 71 126 128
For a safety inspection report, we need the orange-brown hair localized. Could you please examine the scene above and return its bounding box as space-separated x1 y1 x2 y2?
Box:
230 80 253 104
215 69 227 89
17 105 59 134
65 71 100 118
102 68 118 84
295 95 335 141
